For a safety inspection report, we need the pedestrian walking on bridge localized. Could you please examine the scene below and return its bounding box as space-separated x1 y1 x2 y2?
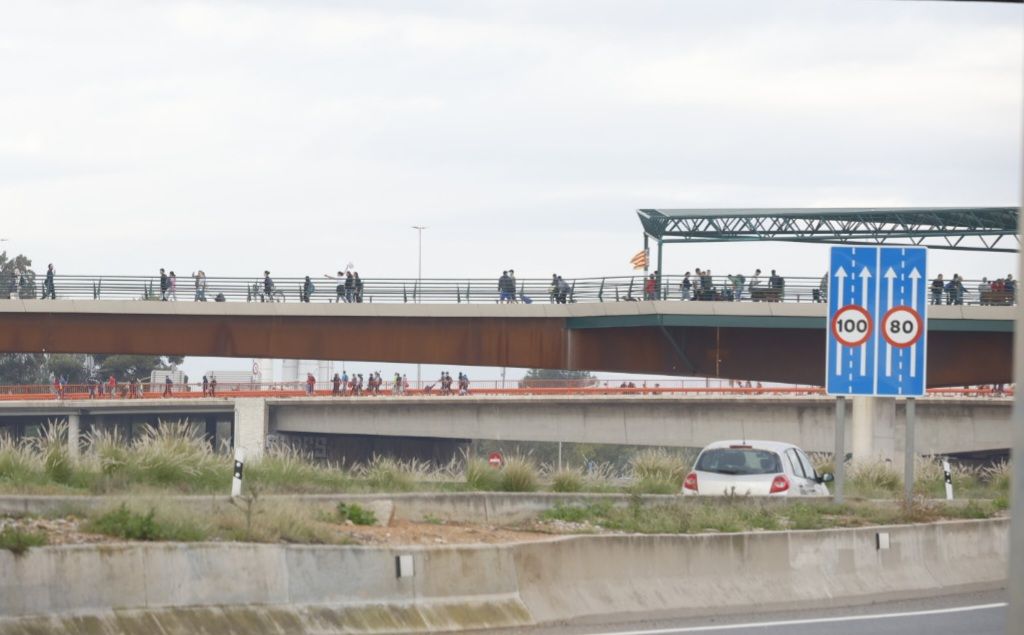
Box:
42 264 56 299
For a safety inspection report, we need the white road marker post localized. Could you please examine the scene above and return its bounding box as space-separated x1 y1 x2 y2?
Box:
942 459 953 501
232 447 246 498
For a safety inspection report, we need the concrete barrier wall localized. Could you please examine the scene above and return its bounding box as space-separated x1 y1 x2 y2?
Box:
0 542 531 634
514 519 1009 623
0 519 1008 634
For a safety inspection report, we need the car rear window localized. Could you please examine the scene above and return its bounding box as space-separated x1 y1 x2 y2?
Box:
695 448 782 475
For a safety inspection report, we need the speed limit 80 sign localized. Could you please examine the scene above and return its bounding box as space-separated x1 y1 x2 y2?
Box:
881 306 923 348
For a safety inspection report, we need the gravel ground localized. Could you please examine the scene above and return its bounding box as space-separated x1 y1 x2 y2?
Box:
0 514 574 547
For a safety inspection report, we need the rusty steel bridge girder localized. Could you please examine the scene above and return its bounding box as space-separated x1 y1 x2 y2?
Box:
0 301 1011 387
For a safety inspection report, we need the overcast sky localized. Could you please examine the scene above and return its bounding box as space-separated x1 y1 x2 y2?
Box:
1 1 1020 380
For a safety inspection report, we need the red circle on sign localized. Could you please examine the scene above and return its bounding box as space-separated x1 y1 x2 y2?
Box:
830 304 873 347
881 305 923 348
488 452 503 469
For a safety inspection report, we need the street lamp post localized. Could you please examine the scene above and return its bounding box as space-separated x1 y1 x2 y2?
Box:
412 226 427 389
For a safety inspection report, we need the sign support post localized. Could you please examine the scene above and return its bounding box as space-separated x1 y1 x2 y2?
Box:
834 396 846 504
904 398 915 505
827 246 927 498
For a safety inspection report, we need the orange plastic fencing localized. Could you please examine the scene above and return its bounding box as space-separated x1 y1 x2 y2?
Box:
0 382 1012 402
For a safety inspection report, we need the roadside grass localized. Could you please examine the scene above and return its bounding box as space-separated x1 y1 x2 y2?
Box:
335 502 377 526
549 467 585 493
464 458 502 491
540 498 1005 535
0 422 1012 500
247 445 351 493
0 525 48 555
628 449 689 494
86 502 209 542
82 498 353 545
499 456 539 492
845 460 902 498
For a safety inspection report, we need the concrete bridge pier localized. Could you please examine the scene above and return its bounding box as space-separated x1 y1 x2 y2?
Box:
851 396 898 471
67 412 81 460
234 398 268 460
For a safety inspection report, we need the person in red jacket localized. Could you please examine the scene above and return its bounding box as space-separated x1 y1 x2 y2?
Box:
644 274 656 301
306 373 316 396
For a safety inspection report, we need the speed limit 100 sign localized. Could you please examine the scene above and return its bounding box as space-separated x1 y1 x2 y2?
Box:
881 305 923 348
830 305 872 347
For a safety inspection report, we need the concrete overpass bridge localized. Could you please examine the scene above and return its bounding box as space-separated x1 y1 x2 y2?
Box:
0 299 1013 386
0 393 1010 468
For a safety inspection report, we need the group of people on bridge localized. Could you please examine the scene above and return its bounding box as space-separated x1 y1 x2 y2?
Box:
931 273 1016 306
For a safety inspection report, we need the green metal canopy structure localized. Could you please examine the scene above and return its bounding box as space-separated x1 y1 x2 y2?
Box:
636 206 1019 289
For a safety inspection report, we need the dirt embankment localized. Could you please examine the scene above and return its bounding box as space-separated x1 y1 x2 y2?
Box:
1 515 558 547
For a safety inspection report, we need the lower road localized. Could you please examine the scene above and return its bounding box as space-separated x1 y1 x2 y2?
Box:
475 590 1006 635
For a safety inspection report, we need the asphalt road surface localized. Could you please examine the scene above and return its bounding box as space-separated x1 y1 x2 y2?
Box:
468 589 1007 635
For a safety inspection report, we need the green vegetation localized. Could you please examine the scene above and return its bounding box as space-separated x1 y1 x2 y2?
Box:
628 449 689 494
550 467 585 493
247 446 351 493
359 455 419 492
79 498 353 544
0 422 1012 501
845 460 902 498
0 525 48 555
337 502 377 526
541 497 1006 535
87 503 207 541
499 456 539 492
464 458 502 491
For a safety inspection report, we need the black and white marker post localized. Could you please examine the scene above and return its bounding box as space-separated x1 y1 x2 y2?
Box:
942 458 953 501
231 448 245 497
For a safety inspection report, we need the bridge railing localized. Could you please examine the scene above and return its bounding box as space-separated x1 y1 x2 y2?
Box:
0 273 1014 306
0 380 1012 402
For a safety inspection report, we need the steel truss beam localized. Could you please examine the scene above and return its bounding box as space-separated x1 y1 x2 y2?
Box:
637 207 1019 252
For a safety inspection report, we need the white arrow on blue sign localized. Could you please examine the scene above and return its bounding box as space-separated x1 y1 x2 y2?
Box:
826 246 928 397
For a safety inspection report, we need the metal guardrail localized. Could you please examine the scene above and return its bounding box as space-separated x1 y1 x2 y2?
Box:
0 273 1016 306
0 381 1013 402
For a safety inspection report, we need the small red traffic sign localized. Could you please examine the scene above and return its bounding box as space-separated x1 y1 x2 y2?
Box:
830 304 872 347
881 305 923 348
488 451 503 469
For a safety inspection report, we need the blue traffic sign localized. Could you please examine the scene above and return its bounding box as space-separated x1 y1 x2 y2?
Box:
876 247 927 396
826 246 928 396
826 247 879 395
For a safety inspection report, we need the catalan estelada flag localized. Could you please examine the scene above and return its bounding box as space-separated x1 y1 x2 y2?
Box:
630 249 649 270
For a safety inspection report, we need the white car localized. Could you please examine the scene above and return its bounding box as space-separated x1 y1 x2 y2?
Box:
682 440 833 497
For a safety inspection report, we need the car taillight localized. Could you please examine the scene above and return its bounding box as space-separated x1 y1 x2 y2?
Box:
769 475 789 494
683 472 698 492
